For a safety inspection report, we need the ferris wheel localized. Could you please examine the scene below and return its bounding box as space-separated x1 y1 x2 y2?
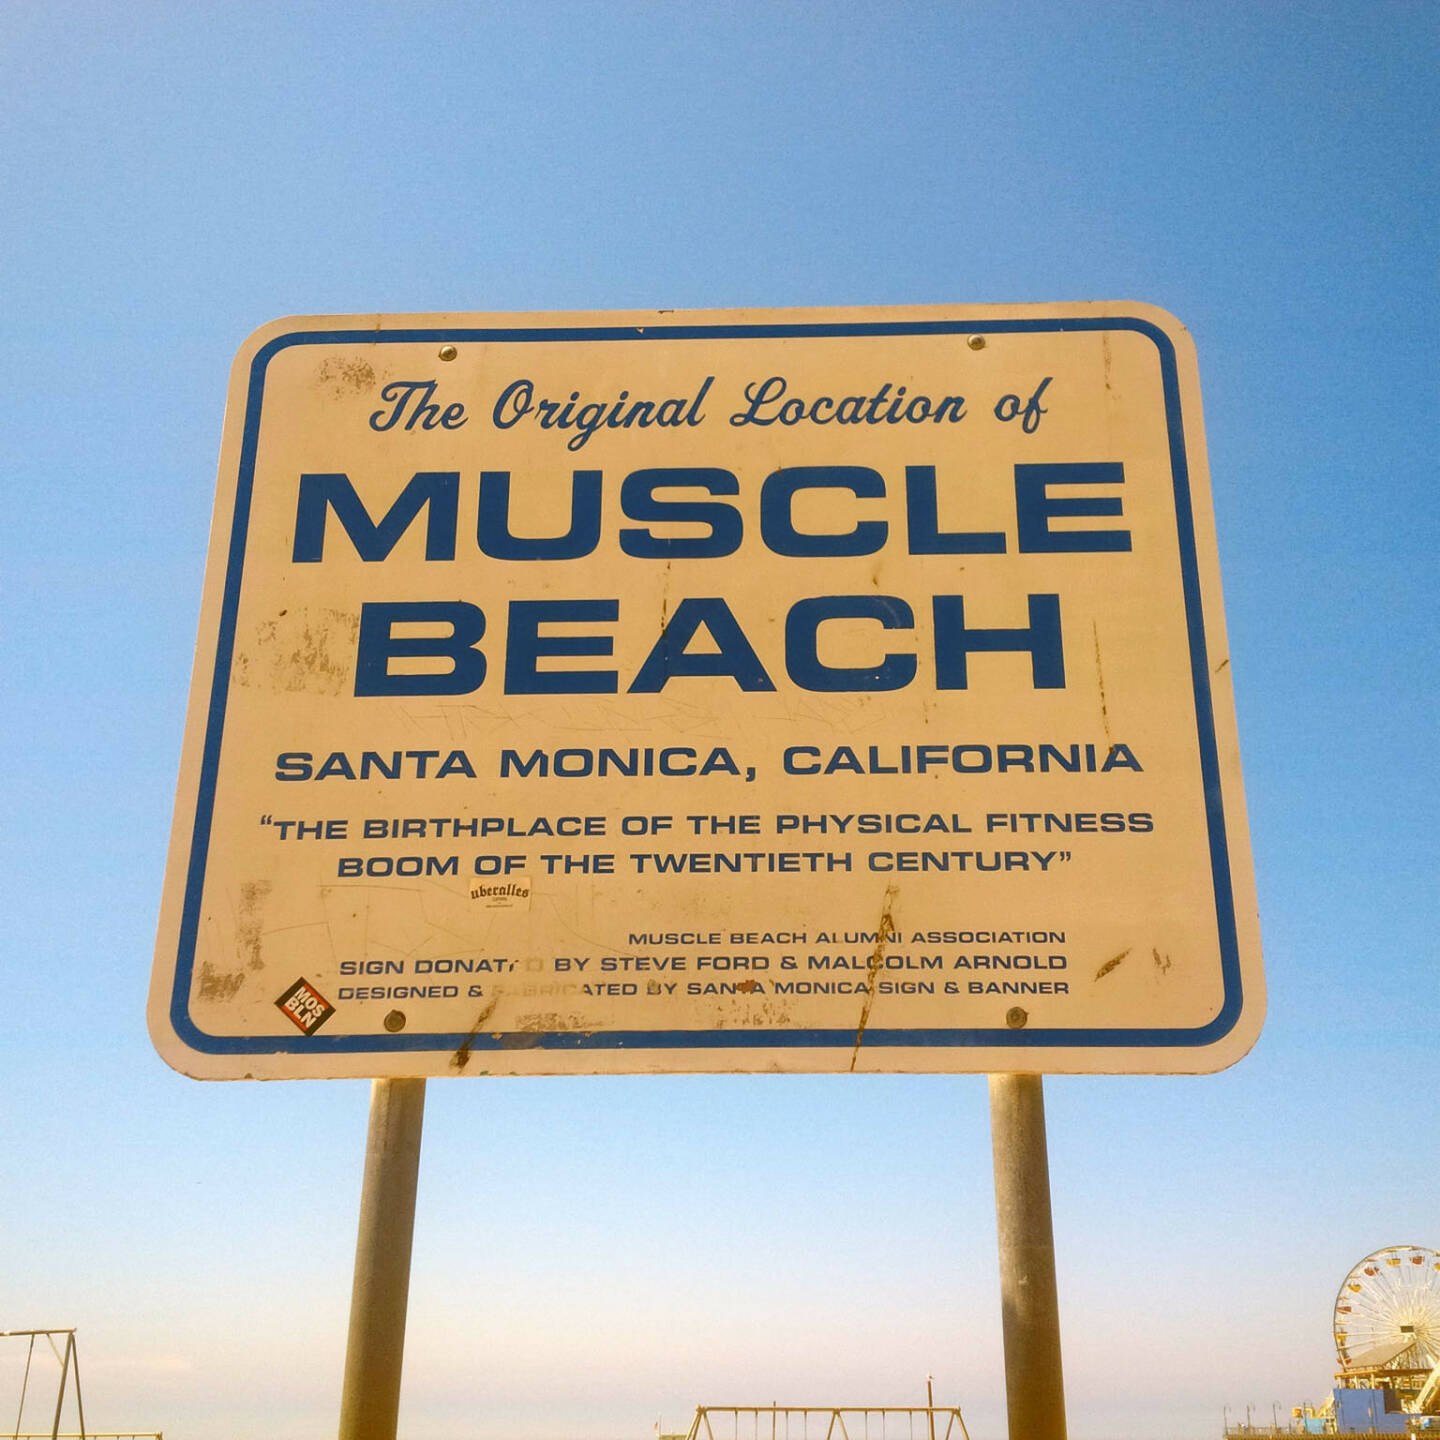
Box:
1333 1245 1440 1379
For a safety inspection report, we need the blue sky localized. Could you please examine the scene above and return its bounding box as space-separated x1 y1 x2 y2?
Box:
1 3 1435 1438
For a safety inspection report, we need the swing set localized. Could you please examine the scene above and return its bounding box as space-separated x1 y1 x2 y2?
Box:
684 1404 971 1440
1 1329 161 1440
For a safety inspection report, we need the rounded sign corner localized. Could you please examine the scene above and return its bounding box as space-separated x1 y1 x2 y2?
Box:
1110 301 1199 365
145 999 218 1081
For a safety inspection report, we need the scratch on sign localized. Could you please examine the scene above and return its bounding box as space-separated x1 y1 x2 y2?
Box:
237 879 272 971
1092 621 1112 742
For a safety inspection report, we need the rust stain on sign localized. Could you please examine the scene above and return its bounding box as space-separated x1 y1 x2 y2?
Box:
234 608 358 696
849 883 900 1070
1094 948 1131 981
516 1011 586 1033
1153 947 1173 974
196 961 246 1002
315 356 377 397
450 995 500 1071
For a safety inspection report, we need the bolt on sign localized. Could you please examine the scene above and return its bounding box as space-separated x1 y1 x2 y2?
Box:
150 304 1263 1079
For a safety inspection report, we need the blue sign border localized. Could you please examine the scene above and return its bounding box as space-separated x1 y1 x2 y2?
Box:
169 315 1243 1058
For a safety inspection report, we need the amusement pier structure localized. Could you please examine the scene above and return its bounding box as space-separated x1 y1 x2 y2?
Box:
1226 1246 1440 1436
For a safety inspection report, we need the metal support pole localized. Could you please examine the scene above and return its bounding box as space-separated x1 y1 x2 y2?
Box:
988 1073 1067 1440
70 1329 86 1440
338 1077 427 1440
49 1332 69 1440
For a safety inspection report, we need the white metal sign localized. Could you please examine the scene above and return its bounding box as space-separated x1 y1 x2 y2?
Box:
150 303 1262 1077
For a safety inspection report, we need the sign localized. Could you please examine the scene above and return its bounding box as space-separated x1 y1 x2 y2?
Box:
150 303 1262 1078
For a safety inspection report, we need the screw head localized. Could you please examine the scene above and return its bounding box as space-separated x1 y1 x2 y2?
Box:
438 344 458 361
967 334 987 350
383 1010 407 1032
1005 1006 1028 1029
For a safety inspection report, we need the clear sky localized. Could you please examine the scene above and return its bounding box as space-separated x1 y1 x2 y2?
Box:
1 3 1435 1439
